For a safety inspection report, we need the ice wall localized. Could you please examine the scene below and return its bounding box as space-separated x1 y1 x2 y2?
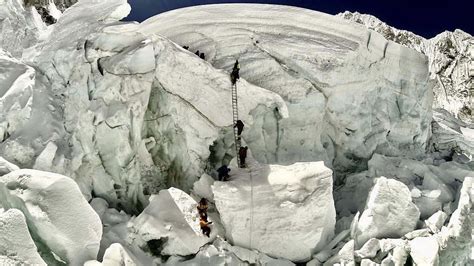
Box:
0 0 287 212
139 4 433 178
340 11 474 124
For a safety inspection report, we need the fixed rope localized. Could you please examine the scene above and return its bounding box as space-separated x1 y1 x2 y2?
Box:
231 83 242 168
248 168 254 255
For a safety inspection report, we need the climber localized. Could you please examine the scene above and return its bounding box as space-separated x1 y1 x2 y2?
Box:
239 146 248 168
230 60 240 85
200 52 205 60
217 165 231 181
234 120 244 136
200 216 212 237
183 45 189 50
195 50 200 56
197 198 208 218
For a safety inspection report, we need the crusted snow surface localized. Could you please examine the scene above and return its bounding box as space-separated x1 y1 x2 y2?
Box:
0 169 102 265
128 187 212 256
339 11 474 124
213 155 335 262
0 208 46 265
142 4 433 177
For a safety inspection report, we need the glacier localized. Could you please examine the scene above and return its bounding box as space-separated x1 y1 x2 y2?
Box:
339 11 474 125
0 0 472 265
141 4 433 180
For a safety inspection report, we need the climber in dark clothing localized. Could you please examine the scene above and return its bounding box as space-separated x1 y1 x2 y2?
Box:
217 165 231 181
230 60 240 85
182 45 189 50
239 146 248 168
200 216 212 237
234 120 244 136
197 198 208 218
200 52 205 60
195 50 200 56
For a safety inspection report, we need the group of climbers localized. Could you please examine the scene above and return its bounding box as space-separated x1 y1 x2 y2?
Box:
234 119 248 168
195 50 206 60
197 198 212 237
182 45 206 60
194 60 248 238
214 60 248 181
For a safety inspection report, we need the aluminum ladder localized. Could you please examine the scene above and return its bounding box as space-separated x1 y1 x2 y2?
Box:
231 82 242 168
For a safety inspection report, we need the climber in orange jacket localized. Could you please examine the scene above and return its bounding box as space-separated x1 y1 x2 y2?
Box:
200 216 212 237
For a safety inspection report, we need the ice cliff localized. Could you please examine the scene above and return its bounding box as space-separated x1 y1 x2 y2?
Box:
339 11 474 125
0 0 472 265
141 4 433 181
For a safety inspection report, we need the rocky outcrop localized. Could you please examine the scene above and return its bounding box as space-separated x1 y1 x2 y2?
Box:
212 157 335 262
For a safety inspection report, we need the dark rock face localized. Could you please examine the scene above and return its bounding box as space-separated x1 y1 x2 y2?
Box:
23 0 77 24
24 0 77 11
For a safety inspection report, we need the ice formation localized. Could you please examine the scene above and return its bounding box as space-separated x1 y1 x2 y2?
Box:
339 11 474 125
0 0 472 265
0 169 103 265
142 4 433 178
213 158 335 261
128 187 212 256
0 208 46 265
354 177 420 246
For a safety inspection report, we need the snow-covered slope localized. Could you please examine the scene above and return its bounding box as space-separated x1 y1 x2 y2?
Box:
339 11 474 124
